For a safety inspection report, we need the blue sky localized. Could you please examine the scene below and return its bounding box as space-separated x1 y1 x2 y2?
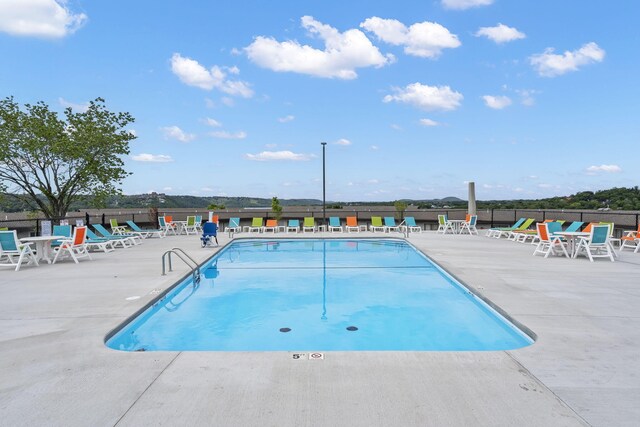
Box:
1 0 638 201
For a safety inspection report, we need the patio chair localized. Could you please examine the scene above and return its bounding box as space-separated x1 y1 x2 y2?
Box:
53 226 92 264
402 217 422 233
286 219 300 233
51 224 72 248
486 217 526 238
599 222 620 254
303 217 316 233
369 216 385 232
573 224 614 262
195 215 203 233
328 217 343 232
383 217 400 233
93 224 142 245
158 216 177 235
87 227 132 248
345 216 361 233
619 224 640 253
459 215 478 235
262 219 278 233
227 217 242 233
109 219 129 235
183 216 199 235
0 230 39 271
248 217 263 233
437 215 449 234
126 220 166 238
200 222 218 247
532 223 569 258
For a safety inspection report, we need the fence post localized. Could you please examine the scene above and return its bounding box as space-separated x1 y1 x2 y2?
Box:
85 212 90 225
101 213 106 226
490 208 494 228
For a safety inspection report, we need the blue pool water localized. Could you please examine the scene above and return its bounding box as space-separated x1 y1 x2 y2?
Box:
106 239 533 351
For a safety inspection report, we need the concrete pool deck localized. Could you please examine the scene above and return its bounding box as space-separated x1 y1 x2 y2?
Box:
1 231 638 426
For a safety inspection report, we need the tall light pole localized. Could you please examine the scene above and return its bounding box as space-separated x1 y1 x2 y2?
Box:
321 142 327 226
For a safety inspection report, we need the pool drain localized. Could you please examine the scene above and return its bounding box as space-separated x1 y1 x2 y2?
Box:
279 327 291 333
346 326 358 331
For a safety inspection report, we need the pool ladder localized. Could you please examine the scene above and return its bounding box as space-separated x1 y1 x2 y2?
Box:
161 248 201 284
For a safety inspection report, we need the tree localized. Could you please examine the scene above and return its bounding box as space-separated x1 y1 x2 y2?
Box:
0 97 135 219
394 200 408 220
271 196 283 220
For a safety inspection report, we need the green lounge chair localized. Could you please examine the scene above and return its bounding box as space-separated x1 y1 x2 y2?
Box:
506 218 536 240
369 216 384 232
303 217 316 233
248 217 263 233
486 218 525 238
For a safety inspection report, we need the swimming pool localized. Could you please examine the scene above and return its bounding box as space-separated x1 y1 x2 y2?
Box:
106 239 534 351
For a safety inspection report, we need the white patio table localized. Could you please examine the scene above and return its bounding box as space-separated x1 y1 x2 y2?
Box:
20 236 66 264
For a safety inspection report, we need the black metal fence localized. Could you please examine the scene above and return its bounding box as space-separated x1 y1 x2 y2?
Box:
2 207 638 238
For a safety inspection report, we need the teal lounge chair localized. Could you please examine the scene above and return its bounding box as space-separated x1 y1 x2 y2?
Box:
328 217 342 232
227 218 241 233
402 217 422 233
486 218 526 238
0 230 39 271
127 220 166 238
286 219 300 233
383 217 400 233
93 224 142 245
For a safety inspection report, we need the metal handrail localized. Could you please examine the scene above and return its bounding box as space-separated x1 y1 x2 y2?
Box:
161 247 201 284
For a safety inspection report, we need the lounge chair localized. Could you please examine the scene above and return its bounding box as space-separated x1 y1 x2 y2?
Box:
345 216 361 233
195 215 203 232
328 217 343 232
303 217 316 233
505 218 536 240
532 223 569 258
53 226 92 264
87 227 132 248
383 217 400 233
200 222 218 247
248 218 263 233
486 217 526 238
459 215 478 235
158 216 177 235
401 217 422 233
126 220 166 238
93 224 142 245
227 218 242 233
262 219 278 233
286 219 300 233
0 230 39 271
563 221 584 233
369 216 385 232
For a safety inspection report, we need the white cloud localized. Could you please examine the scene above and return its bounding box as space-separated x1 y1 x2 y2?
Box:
161 126 196 142
368 179 380 184
530 42 605 77
482 95 512 109
586 164 622 174
384 83 463 111
419 118 440 126
390 124 402 130
0 0 87 38
475 23 525 44
245 16 393 79
204 118 222 127
244 150 315 161
221 97 235 107
335 138 352 146
370 145 379 150
58 97 89 112
210 130 247 139
170 53 254 97
131 153 173 163
441 0 494 10
361 17 460 59
516 89 537 106
278 115 295 123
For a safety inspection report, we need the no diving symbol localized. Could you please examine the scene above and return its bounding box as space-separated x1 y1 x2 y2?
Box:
309 352 324 360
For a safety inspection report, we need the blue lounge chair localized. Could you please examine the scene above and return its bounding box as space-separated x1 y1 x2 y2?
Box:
286 219 300 233
87 227 131 248
383 217 400 232
201 222 218 247
328 217 342 232
126 220 166 238
93 224 142 246
402 217 422 233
